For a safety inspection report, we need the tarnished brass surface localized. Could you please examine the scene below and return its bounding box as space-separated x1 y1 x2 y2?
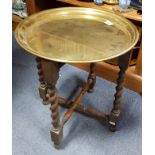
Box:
15 7 139 63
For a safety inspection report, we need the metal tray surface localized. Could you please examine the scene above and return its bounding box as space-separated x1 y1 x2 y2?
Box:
15 7 139 63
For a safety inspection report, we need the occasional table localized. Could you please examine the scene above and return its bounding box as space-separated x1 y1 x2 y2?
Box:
15 7 139 149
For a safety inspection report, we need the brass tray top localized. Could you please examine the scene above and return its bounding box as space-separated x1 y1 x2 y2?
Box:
15 7 139 63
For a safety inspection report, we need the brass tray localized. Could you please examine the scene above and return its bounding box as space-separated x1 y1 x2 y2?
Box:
15 7 139 63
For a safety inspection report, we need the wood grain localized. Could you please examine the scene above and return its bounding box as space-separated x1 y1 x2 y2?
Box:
12 15 23 30
135 42 142 76
72 61 142 93
57 0 142 21
26 0 37 15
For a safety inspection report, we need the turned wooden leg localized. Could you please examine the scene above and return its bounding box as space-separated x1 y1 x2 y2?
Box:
87 63 96 93
109 52 131 132
39 59 63 149
35 57 48 105
47 85 63 149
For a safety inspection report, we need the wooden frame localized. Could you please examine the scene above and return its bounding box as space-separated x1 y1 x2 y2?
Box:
35 51 132 148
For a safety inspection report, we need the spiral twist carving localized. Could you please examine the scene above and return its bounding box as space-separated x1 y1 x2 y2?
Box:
35 57 48 104
36 57 44 84
112 69 125 114
48 88 60 129
109 52 131 132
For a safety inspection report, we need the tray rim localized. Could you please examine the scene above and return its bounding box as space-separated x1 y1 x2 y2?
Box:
15 7 139 63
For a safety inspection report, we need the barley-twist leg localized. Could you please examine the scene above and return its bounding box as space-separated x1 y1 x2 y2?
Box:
35 57 48 105
109 52 131 132
40 59 63 149
46 85 63 149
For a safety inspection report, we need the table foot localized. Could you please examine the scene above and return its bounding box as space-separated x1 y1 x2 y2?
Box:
109 123 116 132
51 127 63 149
